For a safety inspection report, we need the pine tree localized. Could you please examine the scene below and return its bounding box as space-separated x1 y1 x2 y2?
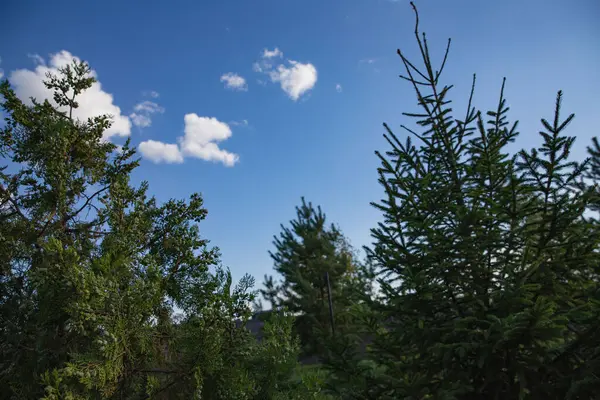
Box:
0 60 328 399
328 3 600 399
261 198 366 358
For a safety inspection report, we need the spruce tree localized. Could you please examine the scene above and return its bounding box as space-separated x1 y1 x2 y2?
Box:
328 3 600 399
261 198 366 358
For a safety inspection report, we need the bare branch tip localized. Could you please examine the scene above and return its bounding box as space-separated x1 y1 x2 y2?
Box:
411 2 420 34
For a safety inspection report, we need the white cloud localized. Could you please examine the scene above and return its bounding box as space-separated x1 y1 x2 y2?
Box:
253 63 264 73
220 73 248 91
138 114 239 167
179 114 238 166
358 58 381 73
139 140 183 164
359 58 376 64
262 48 283 59
268 61 317 101
0 57 3 79
336 83 343 93
254 49 317 101
253 48 283 74
27 53 45 65
9 50 131 140
229 119 248 127
133 100 164 114
129 113 152 128
144 90 159 98
129 100 164 128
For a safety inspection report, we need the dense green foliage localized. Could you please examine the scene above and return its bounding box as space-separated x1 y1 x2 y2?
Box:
2 3 599 400
261 198 373 357
0 63 326 399
324 3 600 399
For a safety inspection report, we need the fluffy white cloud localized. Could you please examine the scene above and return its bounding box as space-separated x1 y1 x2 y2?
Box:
129 100 164 128
262 48 283 59
138 140 183 164
179 114 238 166
220 73 248 91
8 51 131 140
336 83 343 93
0 57 3 79
268 61 317 101
254 49 317 101
138 114 239 167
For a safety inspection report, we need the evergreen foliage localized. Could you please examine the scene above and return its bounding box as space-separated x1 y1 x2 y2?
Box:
2 4 598 399
0 61 326 399
261 198 372 358
326 3 600 399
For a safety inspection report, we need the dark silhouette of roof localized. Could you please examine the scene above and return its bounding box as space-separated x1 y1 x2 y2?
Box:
235 310 271 342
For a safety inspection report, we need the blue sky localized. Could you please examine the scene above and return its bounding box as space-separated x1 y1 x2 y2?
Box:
1 0 599 290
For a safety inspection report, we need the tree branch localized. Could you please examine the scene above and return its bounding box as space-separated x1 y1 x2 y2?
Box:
65 185 109 223
0 184 30 223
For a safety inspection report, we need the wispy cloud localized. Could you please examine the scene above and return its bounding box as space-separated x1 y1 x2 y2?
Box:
335 83 343 93
359 58 381 73
142 90 160 98
220 72 248 91
359 58 377 65
134 101 164 114
130 114 152 128
129 100 165 128
229 119 249 127
262 47 283 59
27 53 45 65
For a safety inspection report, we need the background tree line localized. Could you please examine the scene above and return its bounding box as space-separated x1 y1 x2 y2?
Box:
2 2 599 399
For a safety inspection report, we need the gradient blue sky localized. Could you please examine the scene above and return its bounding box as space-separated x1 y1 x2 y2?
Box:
1 0 599 289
